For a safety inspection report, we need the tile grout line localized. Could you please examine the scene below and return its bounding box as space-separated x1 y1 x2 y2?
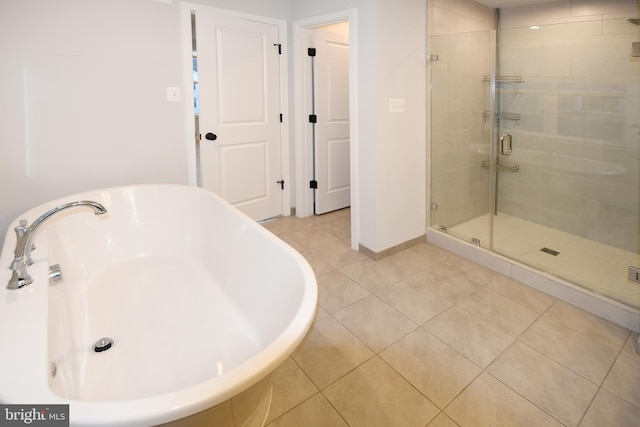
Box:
436 300 563 425
265 223 637 426
575 332 640 425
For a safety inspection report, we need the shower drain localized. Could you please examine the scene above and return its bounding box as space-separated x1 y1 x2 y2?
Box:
93 337 114 353
540 247 560 256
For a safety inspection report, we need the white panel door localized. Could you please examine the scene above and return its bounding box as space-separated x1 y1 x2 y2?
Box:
313 24 350 215
196 10 282 221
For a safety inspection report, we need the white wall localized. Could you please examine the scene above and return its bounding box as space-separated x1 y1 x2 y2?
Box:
293 0 427 253
187 0 290 18
0 0 292 249
0 0 427 255
0 0 187 247
374 0 427 251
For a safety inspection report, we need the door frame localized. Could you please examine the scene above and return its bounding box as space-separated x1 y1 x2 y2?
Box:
180 2 291 217
293 9 359 250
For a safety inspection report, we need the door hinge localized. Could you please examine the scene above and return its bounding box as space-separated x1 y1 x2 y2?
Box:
277 180 285 190
308 48 316 57
309 114 317 123
309 180 318 189
274 43 282 54
280 113 283 123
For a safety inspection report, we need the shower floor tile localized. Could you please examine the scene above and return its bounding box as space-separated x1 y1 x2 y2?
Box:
449 213 640 309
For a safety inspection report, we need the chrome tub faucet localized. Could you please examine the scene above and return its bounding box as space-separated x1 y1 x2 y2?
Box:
6 201 107 290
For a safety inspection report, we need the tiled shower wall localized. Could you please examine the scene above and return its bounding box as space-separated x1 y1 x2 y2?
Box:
497 0 640 252
428 0 495 229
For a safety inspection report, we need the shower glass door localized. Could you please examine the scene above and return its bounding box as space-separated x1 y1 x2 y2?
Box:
429 28 496 247
492 16 640 308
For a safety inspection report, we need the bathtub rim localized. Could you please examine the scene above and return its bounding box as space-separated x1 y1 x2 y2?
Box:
0 183 318 427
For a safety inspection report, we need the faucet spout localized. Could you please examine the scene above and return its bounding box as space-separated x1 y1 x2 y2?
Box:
6 200 107 290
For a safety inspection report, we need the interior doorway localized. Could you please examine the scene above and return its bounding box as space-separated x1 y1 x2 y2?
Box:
293 9 358 249
309 22 350 215
180 3 291 221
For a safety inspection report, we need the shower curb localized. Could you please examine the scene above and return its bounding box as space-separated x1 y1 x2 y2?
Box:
426 228 640 333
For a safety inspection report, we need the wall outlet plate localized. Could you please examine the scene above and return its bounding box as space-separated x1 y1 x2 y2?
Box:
389 98 405 113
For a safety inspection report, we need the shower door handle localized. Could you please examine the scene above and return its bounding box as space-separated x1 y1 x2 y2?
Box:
500 133 513 156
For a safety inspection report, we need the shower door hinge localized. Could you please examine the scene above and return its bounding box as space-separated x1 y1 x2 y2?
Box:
435 225 448 233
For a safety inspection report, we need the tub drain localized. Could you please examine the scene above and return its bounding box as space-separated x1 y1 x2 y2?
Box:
94 337 114 353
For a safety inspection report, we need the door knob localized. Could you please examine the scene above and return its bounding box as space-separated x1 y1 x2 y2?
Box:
205 132 217 141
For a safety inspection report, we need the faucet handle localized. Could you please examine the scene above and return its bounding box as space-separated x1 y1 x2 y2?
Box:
15 219 29 237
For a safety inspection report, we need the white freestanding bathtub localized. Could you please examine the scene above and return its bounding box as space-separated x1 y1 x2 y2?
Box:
0 184 317 426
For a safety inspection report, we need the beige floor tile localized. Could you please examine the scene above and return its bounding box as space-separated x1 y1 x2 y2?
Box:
580 388 640 427
380 328 481 408
457 287 540 337
318 218 351 239
314 305 330 322
621 332 640 363
544 301 629 351
261 221 283 236
267 214 637 427
377 278 451 324
288 226 338 248
445 372 564 427
424 306 514 368
486 274 556 313
269 216 316 233
333 295 417 352
453 256 498 285
316 270 370 313
313 210 347 224
311 239 370 269
520 316 618 384
323 356 439 427
266 357 319 423
488 341 598 426
602 354 640 408
298 248 334 277
384 249 435 277
266 393 348 427
412 264 480 302
291 316 373 389
333 207 351 220
409 242 468 267
340 258 405 293
275 233 307 253
426 412 459 427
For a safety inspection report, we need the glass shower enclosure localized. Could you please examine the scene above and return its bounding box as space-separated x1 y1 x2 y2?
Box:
429 11 640 310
